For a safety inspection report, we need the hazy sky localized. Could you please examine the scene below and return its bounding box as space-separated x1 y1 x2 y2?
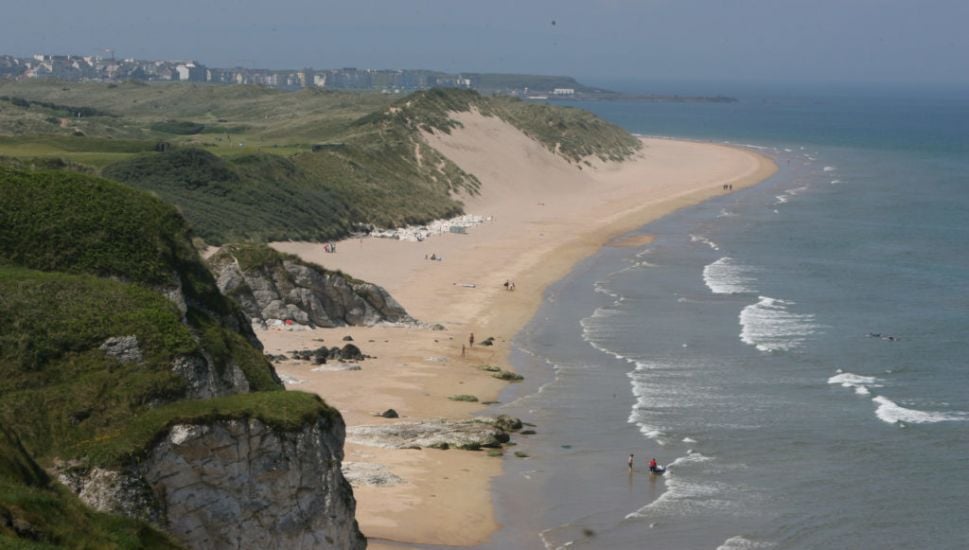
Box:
3 0 967 86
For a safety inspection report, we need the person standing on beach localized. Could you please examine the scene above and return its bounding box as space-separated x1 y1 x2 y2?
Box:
469 332 475 347
628 453 635 471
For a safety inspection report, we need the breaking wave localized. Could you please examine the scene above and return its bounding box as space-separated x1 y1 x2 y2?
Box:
703 257 758 295
739 296 820 352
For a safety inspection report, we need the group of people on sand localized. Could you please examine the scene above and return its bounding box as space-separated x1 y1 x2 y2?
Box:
323 242 337 253
425 253 443 261
628 453 664 474
503 279 517 291
722 183 734 191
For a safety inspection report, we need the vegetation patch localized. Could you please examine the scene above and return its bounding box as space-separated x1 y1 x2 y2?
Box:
491 369 524 382
1 81 640 244
150 120 207 135
103 148 354 244
448 394 479 403
70 391 334 468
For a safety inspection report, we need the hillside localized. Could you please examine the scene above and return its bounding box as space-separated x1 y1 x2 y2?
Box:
0 81 641 244
0 167 364 548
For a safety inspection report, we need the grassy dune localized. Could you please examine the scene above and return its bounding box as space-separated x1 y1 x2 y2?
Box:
0 81 640 244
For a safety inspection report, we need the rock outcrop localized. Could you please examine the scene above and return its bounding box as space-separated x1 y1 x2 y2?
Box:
342 462 404 488
57 415 365 550
209 244 414 328
347 418 519 450
169 352 252 399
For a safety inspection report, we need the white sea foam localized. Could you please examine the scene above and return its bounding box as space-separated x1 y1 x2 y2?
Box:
703 257 758 295
872 396 967 424
774 194 790 204
823 165 836 172
593 282 621 300
830 179 842 184
717 536 776 550
718 208 736 218
739 296 819 352
690 233 719 251
828 372 882 397
783 148 793 152
625 476 728 520
682 437 697 443
626 362 667 443
667 450 714 468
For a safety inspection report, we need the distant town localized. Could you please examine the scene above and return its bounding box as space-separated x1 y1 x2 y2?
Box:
0 52 736 102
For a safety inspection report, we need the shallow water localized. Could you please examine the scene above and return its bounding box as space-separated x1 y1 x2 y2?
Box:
481 90 969 549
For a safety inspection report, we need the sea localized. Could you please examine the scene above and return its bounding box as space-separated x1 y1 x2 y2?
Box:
478 84 969 549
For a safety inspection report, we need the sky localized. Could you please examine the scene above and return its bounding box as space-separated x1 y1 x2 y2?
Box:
3 0 968 87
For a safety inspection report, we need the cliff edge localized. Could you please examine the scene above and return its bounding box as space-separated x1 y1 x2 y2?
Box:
0 167 365 549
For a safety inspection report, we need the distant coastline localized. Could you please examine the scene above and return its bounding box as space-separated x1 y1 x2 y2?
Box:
0 52 736 102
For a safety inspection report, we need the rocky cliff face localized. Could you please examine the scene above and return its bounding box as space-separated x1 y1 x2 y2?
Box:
57 415 365 550
209 244 413 328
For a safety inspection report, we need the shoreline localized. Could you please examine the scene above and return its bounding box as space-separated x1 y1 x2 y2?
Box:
263 122 777 547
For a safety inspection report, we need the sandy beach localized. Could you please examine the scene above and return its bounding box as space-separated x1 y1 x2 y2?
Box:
263 112 776 547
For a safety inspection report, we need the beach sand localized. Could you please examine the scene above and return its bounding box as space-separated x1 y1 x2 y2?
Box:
264 112 776 547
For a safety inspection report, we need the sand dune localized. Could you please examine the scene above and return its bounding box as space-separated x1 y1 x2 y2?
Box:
266 111 776 547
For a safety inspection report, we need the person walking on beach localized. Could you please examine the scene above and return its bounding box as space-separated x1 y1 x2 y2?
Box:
628 453 635 471
648 458 659 473
469 332 475 347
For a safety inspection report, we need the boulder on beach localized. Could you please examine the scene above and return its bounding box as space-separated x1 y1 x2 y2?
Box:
347 419 516 450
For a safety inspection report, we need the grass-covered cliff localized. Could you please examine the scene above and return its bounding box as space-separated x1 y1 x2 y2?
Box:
0 81 641 245
0 167 346 548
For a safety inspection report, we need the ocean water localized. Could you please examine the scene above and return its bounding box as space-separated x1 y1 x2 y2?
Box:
480 89 969 549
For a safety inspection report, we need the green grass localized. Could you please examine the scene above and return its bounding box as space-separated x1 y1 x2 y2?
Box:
0 167 201 285
0 266 277 462
68 391 335 468
0 166 266 328
102 148 354 245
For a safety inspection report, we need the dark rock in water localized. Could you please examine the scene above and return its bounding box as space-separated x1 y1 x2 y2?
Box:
480 337 495 346
494 415 523 432
431 323 446 331
343 335 354 341
520 429 536 435
379 409 399 419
